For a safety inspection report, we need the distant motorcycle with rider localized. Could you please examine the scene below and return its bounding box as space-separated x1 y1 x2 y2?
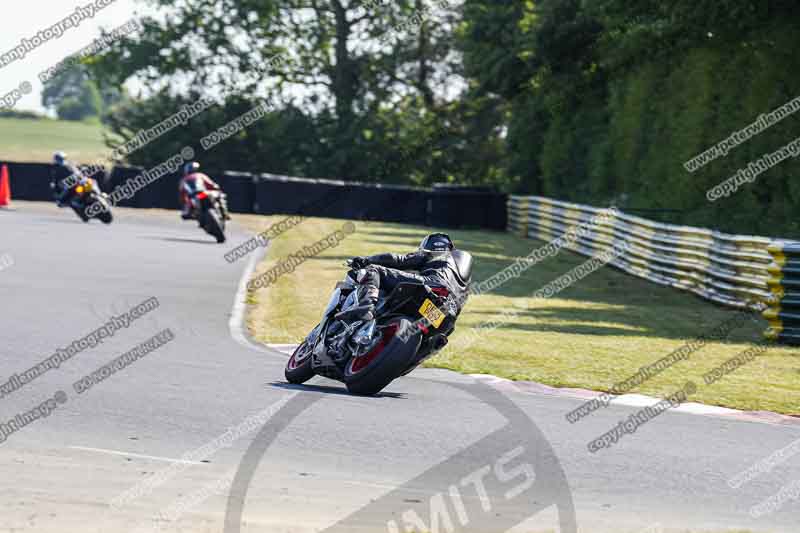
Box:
50 151 113 224
178 162 230 243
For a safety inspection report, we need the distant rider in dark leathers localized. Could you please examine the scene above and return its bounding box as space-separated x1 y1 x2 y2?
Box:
50 151 85 208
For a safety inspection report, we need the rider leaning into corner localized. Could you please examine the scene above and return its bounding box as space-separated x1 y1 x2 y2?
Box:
346 233 468 320
50 151 86 207
178 161 231 222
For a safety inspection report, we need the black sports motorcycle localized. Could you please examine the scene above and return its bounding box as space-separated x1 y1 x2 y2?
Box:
285 251 473 395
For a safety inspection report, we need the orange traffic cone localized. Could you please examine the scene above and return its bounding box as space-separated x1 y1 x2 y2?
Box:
0 164 10 207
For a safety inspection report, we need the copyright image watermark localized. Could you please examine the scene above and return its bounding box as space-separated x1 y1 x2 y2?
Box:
224 186 355 264
247 222 356 292
85 147 195 217
378 0 453 45
706 135 800 201
0 390 68 445
0 81 32 110
587 382 696 453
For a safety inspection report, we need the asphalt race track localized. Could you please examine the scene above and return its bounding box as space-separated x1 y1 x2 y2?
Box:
1 202 799 533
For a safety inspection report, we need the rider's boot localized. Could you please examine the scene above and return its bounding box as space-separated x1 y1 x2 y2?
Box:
335 283 378 322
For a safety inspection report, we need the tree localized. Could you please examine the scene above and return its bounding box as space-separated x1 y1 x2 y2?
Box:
88 0 466 180
42 66 104 121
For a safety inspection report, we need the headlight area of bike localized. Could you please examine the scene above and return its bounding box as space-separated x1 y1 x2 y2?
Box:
75 181 93 194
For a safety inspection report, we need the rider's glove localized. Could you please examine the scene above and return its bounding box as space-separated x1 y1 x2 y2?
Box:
349 256 369 269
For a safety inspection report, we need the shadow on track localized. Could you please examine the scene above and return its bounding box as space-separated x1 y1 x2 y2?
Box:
141 236 219 245
268 381 407 399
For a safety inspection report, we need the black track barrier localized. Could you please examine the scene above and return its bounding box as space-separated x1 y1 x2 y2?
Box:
0 161 57 201
1 160 507 230
218 172 256 214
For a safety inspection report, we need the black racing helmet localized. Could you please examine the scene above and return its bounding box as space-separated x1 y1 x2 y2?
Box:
419 232 454 252
53 151 67 165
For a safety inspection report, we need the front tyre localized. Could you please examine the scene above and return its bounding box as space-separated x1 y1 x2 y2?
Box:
285 340 315 384
98 208 113 224
71 204 89 222
344 318 421 396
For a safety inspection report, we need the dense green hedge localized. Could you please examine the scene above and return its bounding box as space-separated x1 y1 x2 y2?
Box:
468 1 800 237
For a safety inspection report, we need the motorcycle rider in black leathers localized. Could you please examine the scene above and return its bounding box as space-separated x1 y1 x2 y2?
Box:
50 151 84 208
347 233 467 320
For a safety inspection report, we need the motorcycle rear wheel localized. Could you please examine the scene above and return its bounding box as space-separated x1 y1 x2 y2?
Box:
206 207 226 243
344 318 421 395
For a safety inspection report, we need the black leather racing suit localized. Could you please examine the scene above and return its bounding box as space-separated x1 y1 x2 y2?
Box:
50 162 84 205
357 250 467 312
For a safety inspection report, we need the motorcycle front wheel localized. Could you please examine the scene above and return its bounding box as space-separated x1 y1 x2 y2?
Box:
285 340 315 384
96 198 113 224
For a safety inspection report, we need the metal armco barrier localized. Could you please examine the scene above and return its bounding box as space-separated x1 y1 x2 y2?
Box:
507 196 798 343
764 243 800 345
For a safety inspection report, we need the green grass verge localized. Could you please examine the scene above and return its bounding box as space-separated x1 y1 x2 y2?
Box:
241 215 800 415
0 116 113 163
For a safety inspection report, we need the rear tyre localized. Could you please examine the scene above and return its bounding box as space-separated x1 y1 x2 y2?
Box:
344 318 421 395
285 340 315 384
206 208 226 243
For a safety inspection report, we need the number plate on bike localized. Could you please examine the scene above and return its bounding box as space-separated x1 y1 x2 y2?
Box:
419 298 445 328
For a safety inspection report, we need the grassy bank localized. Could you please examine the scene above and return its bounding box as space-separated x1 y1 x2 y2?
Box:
0 117 112 163
240 215 800 415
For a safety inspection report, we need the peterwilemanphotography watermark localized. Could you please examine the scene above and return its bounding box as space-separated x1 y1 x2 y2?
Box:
685 94 800 172
587 382 697 453
0 0 118 70
0 297 160 401
38 18 141 83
